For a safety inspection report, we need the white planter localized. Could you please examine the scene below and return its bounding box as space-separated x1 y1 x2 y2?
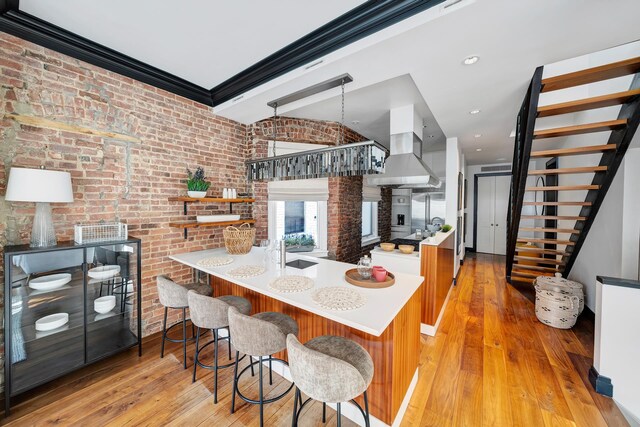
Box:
187 191 207 198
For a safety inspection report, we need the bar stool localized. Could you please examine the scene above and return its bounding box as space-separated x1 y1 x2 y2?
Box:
156 275 211 369
286 334 374 427
187 290 251 403
228 306 299 427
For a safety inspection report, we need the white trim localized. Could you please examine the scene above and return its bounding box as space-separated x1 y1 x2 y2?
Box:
362 235 381 246
362 201 379 245
420 280 454 336
258 360 419 427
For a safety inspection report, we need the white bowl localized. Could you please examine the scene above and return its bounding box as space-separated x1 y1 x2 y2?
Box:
94 296 116 314
29 273 72 291
35 313 69 331
88 265 120 280
196 214 240 223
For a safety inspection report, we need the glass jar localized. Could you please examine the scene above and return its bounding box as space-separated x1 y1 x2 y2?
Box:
357 255 372 279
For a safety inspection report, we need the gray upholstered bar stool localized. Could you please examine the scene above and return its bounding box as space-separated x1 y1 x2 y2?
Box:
228 306 299 427
287 334 374 427
187 290 251 403
156 275 211 369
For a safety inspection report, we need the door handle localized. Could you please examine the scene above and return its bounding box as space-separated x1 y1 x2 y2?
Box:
490 224 494 226
495 224 499 227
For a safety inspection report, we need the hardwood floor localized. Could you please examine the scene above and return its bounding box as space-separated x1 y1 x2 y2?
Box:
401 253 628 427
2 254 627 426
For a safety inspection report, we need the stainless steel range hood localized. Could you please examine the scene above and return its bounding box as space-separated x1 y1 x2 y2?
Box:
367 132 441 188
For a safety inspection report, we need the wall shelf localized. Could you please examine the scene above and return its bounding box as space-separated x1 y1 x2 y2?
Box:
169 197 255 239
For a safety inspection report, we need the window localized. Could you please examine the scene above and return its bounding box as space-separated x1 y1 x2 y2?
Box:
273 200 322 248
361 201 379 245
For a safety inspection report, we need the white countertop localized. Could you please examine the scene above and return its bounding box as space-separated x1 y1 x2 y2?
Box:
169 247 423 337
420 228 455 246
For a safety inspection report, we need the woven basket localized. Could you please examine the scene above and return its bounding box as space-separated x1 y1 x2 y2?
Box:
534 284 580 329
535 274 584 314
223 223 255 255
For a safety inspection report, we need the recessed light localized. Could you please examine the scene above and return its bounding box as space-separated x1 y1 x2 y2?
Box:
476 148 482 152
428 135 436 138
497 157 507 161
474 134 482 138
463 56 479 65
469 109 481 115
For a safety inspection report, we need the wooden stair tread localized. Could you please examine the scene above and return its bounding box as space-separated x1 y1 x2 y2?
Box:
530 143 617 158
520 227 580 234
533 120 627 139
513 264 561 272
523 201 592 206
541 57 640 92
517 238 576 246
525 185 599 191
521 215 586 221
515 247 571 256
528 166 608 175
511 270 554 279
514 256 565 265
537 89 640 117
510 276 536 284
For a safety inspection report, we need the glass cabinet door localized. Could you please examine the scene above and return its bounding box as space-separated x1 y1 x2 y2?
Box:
85 243 139 363
8 248 85 394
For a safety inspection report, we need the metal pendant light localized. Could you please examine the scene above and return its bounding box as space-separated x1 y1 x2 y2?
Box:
246 74 387 182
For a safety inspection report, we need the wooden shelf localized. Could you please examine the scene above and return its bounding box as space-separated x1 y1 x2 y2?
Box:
169 219 256 229
168 197 255 203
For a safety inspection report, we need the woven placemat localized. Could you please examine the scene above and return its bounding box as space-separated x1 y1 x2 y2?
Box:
312 287 366 311
197 256 234 267
227 265 266 278
269 275 315 293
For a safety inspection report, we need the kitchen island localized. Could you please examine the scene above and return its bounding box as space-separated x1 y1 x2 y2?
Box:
170 247 423 426
371 229 455 336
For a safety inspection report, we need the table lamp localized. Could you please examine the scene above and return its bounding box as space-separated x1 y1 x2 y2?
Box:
5 167 74 247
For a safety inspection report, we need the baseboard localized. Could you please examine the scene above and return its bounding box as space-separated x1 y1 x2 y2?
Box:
420 281 454 337
589 366 613 397
465 247 475 253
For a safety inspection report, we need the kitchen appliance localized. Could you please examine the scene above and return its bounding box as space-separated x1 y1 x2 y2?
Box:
411 190 446 234
397 214 405 225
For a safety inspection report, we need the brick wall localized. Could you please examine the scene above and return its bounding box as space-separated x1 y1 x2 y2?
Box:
361 187 392 257
0 33 251 345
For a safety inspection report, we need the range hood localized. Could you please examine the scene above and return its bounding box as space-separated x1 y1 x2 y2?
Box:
367 132 441 188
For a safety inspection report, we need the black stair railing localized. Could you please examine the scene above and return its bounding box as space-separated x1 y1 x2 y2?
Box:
506 66 543 281
562 73 640 276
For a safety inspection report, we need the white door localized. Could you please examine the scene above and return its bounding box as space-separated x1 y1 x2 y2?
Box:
493 175 511 255
476 176 495 254
476 175 511 255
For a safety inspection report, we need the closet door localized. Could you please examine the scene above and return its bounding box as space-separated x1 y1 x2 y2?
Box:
476 176 495 254
492 175 511 256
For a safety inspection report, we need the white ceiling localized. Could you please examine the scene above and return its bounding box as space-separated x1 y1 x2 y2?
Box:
213 0 640 165
20 0 365 88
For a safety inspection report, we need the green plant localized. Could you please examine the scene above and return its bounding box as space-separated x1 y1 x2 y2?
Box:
186 167 211 191
284 234 316 247
441 224 452 232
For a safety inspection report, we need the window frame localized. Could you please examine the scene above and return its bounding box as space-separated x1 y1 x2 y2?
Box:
361 201 380 246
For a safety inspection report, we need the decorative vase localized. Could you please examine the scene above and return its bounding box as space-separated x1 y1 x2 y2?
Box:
187 191 207 198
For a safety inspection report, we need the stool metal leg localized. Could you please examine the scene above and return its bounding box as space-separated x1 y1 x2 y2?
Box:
182 308 188 369
160 307 168 358
231 350 240 414
213 328 219 403
192 327 201 383
336 402 342 427
259 356 264 427
268 355 273 385
250 356 255 377
322 402 326 423
291 387 299 427
364 390 370 427
227 327 232 360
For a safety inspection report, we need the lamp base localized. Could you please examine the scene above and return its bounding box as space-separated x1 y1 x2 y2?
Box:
30 202 57 247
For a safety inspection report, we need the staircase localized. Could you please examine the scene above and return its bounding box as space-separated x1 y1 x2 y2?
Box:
506 57 640 284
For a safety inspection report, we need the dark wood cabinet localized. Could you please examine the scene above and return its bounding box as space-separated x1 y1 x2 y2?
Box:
3 239 142 415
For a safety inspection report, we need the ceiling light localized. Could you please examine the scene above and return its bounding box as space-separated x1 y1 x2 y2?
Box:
352 120 360 125
474 134 482 138
428 135 436 138
463 56 479 65
497 157 507 161
476 148 482 152
469 109 481 115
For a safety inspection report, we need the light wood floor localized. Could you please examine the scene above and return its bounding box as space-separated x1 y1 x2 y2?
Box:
2 254 627 426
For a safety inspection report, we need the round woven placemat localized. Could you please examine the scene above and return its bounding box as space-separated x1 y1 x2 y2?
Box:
196 256 234 267
269 275 315 293
227 265 266 278
312 287 366 311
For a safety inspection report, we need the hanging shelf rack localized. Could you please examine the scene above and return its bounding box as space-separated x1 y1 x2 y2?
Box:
168 197 255 239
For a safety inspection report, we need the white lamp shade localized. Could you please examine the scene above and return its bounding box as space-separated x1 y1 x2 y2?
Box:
5 167 74 203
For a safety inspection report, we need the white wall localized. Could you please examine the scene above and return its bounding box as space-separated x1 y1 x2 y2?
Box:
446 137 465 275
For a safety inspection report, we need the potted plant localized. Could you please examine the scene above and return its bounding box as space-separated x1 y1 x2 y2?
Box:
186 167 210 198
284 234 316 252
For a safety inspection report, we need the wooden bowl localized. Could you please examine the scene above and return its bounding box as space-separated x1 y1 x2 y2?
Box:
398 245 414 254
380 242 396 251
